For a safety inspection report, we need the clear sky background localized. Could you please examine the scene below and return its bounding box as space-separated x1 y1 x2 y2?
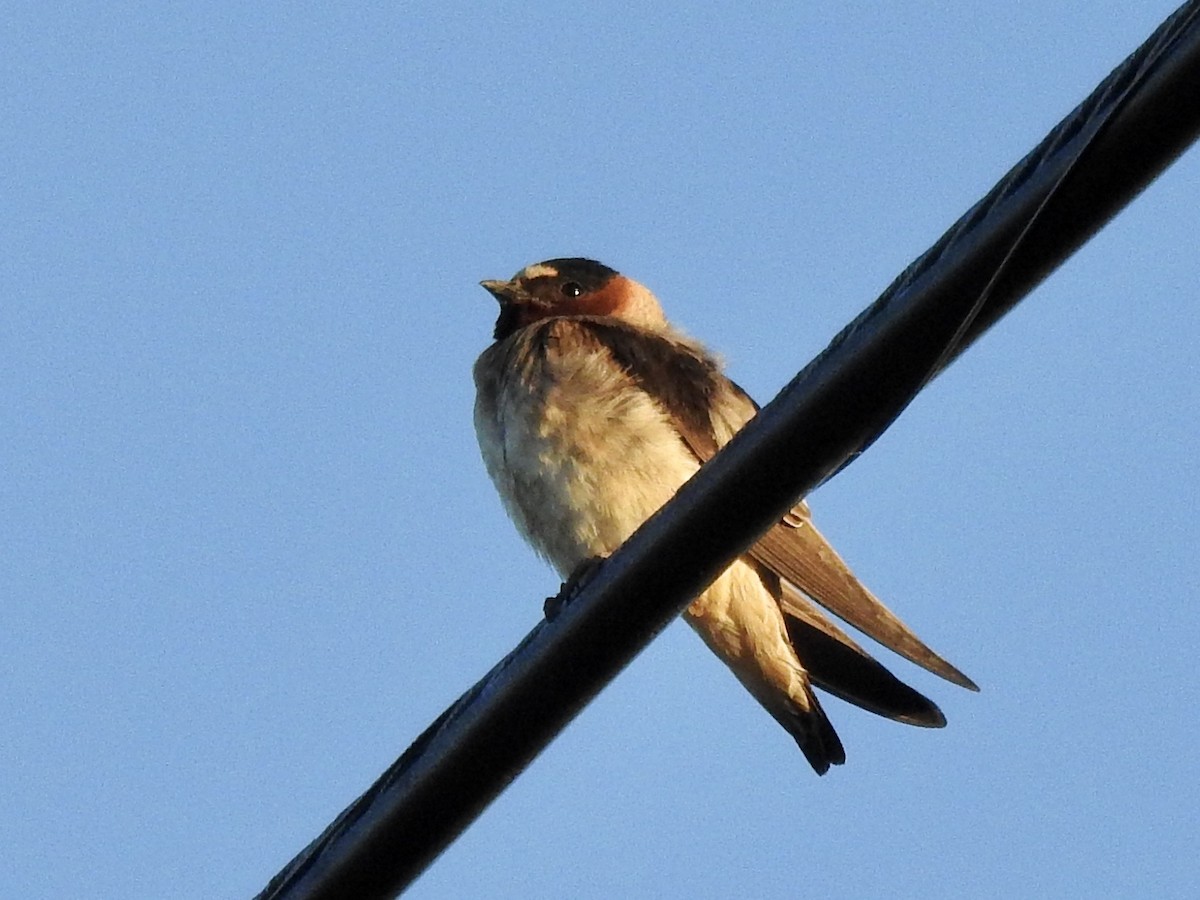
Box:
3 3 1197 898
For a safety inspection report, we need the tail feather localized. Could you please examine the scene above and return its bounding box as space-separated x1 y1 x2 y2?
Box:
773 685 846 776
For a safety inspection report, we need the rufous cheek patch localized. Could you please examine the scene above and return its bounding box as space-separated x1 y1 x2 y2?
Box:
577 280 624 317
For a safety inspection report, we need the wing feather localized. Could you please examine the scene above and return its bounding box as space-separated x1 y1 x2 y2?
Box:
575 317 977 710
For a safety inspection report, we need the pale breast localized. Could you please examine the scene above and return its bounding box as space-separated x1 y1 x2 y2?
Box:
474 319 702 576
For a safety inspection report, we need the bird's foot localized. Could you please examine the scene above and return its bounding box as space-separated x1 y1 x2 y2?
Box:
544 555 607 621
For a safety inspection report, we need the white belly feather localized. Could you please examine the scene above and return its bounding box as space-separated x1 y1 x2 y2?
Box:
474 325 700 577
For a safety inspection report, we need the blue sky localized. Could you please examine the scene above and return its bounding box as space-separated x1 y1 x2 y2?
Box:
3 3 1197 898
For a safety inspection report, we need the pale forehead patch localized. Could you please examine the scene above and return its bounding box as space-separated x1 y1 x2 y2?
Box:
515 263 559 280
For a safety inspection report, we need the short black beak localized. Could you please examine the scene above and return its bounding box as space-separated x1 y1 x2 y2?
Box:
481 279 529 340
480 279 519 303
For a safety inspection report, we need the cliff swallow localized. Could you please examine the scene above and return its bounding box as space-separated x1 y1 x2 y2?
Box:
473 258 977 774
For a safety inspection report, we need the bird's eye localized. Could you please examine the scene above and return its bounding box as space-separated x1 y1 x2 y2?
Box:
560 282 583 298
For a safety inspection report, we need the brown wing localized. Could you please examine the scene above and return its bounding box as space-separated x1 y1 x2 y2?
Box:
757 519 977 690
579 319 976 708
696 372 977 689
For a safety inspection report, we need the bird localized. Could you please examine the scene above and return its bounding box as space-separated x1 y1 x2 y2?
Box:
472 257 977 774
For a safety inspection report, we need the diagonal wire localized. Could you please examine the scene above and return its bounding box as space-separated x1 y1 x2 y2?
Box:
257 3 1200 898
817 0 1200 482
826 0 1200 476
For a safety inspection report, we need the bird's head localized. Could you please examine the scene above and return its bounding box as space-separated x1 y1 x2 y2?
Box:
481 258 666 340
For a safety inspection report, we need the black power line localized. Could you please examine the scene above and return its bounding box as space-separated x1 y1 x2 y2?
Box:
257 4 1200 898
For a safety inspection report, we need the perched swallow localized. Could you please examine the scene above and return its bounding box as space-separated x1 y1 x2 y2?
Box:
473 258 977 774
